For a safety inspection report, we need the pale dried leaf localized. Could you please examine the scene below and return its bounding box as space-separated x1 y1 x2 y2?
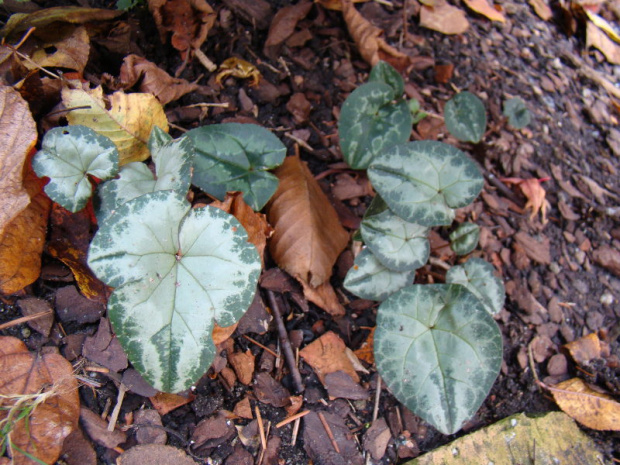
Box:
502 177 550 223
586 21 620 64
420 1 470 35
299 331 359 384
463 0 505 22
300 280 346 316
528 0 552 20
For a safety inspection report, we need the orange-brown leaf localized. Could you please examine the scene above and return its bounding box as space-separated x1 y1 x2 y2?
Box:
549 377 620 431
564 333 604 366
149 392 195 416
0 336 79 465
462 0 506 22
354 327 375 365
502 177 550 223
300 280 345 317
299 331 359 384
267 155 349 288
420 0 470 35
0 87 37 238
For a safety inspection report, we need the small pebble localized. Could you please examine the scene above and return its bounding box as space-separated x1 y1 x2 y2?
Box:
547 353 568 376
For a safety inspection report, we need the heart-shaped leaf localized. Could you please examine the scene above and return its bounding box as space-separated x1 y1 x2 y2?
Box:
96 128 193 222
361 196 429 271
368 141 483 226
503 97 531 129
344 248 414 301
374 284 502 434
339 82 412 170
368 60 404 98
449 221 480 255
446 258 505 315
32 125 119 212
188 123 286 211
444 91 486 143
87 190 261 392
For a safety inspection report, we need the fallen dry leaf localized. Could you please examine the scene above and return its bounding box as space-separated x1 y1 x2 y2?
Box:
228 350 255 386
0 164 51 295
117 444 196 465
29 26 90 74
0 87 37 238
420 0 470 35
119 54 199 105
528 0 553 20
502 177 550 223
300 280 345 317
341 0 412 70
148 0 216 59
264 0 313 60
79 407 126 449
149 392 195 416
549 377 620 431
62 82 168 165
212 322 238 345
299 331 359 384
586 21 620 64
354 327 375 365
0 336 79 465
316 0 368 10
462 0 505 22
267 155 349 289
564 333 604 365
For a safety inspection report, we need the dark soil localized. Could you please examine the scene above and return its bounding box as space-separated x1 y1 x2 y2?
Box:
1 0 620 463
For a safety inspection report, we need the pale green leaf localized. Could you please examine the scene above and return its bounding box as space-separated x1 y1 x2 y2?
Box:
449 222 480 255
32 125 118 212
503 97 531 129
446 258 505 315
187 123 286 211
368 141 483 226
339 82 412 170
87 190 261 392
444 91 487 143
375 284 502 434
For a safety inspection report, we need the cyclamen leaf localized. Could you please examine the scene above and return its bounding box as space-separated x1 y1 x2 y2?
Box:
368 60 404 98
339 82 412 170
96 130 193 222
375 284 502 435
446 258 505 315
361 200 429 272
503 97 531 129
32 125 118 212
449 222 480 255
444 91 487 143
368 141 483 226
87 190 261 392
344 248 414 301
188 123 286 211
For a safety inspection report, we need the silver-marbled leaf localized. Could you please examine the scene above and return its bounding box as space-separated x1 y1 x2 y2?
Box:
449 222 480 256
444 91 487 143
446 258 505 315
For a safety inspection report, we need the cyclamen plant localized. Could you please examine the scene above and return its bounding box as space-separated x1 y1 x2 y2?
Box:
339 61 506 435
32 123 286 392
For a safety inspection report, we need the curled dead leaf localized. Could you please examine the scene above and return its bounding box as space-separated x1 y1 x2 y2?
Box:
264 1 313 60
502 177 550 223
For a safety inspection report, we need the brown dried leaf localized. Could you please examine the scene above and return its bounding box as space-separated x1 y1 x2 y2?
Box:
564 333 603 365
0 165 51 294
420 1 470 35
549 377 620 431
267 155 349 288
462 0 505 22
299 331 359 384
316 0 369 10
586 21 620 64
117 444 196 465
29 25 90 73
264 1 313 60
300 280 345 316
79 407 127 449
341 0 412 70
0 336 79 465
0 87 37 238
354 327 375 365
529 0 553 20
149 392 195 416
119 55 199 105
502 177 550 223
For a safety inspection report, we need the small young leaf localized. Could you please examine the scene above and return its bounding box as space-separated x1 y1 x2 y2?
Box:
368 60 404 98
96 132 193 222
339 82 412 170
88 190 261 392
408 99 427 124
449 222 480 255
361 197 430 271
444 91 487 143
374 284 502 435
503 97 531 129
32 125 119 212
188 123 286 211
344 248 414 301
446 258 505 315
368 141 483 226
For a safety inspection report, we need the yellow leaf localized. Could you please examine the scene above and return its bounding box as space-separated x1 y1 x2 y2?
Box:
549 378 620 431
585 10 620 43
463 0 506 22
62 83 168 165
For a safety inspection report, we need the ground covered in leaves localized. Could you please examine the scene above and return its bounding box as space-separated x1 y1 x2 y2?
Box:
1 0 619 463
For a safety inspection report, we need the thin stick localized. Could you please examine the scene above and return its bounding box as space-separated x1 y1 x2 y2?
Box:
372 376 382 422
318 411 340 454
0 310 53 331
108 384 127 431
266 290 304 393
243 334 279 357
256 405 267 451
291 417 301 446
276 410 311 428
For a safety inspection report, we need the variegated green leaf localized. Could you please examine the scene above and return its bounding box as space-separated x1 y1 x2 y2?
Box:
503 97 531 129
361 197 429 272
339 82 412 170
446 258 505 315
87 190 261 392
368 60 404 98
375 284 502 435
187 123 286 211
449 222 480 256
344 248 414 301
32 125 118 212
444 91 487 143
96 129 193 222
368 141 483 226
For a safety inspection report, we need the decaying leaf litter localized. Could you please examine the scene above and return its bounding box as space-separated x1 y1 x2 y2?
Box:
0 0 619 462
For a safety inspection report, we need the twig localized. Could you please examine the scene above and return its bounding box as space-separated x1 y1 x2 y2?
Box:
243 334 279 358
256 405 267 451
318 411 340 454
276 410 311 428
484 172 525 208
0 310 53 331
372 376 382 422
291 417 301 446
193 47 217 72
266 290 305 393
107 383 127 432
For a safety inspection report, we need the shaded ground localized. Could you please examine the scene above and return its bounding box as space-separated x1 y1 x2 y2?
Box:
1 0 620 463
